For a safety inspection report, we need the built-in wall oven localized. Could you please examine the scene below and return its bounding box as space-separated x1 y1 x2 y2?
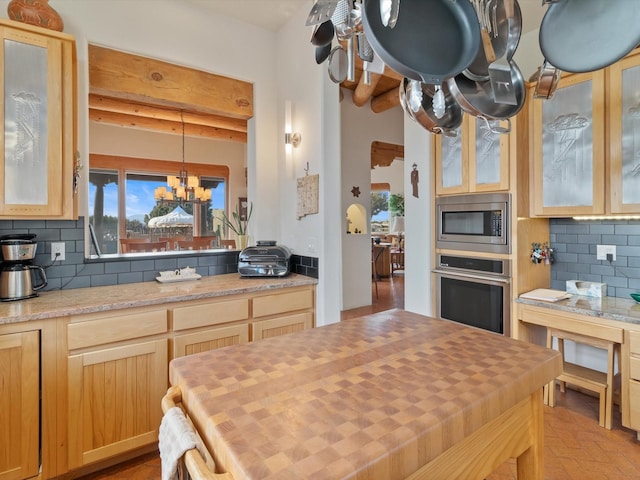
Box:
434 254 511 336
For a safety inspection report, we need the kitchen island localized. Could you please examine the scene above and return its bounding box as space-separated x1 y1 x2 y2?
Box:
168 309 561 479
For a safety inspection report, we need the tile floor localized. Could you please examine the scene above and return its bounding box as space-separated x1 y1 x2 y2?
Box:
78 275 640 480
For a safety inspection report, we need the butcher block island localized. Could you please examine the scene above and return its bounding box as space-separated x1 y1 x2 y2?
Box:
168 310 561 480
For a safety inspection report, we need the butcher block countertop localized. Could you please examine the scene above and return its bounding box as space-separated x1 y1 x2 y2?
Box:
169 309 562 480
0 273 317 324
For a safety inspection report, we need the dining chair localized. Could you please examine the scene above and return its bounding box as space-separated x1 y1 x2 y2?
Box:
176 237 212 251
119 238 151 253
126 240 168 253
219 239 236 249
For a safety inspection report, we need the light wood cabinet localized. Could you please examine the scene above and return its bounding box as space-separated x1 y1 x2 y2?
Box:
608 48 640 214
0 330 39 480
530 48 640 217
0 19 77 219
66 307 169 469
624 329 640 438
435 116 510 195
172 297 250 358
530 70 606 216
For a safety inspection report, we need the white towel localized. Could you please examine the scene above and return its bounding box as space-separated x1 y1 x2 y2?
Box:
159 406 203 480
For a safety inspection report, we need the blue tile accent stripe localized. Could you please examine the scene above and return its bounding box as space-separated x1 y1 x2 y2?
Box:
0 217 319 291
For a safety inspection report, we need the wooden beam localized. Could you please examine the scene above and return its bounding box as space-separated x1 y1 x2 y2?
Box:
89 110 247 143
371 86 401 113
371 141 404 169
88 44 253 120
89 95 247 133
353 73 382 107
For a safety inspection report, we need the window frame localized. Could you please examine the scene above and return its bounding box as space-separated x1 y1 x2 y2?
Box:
89 154 229 252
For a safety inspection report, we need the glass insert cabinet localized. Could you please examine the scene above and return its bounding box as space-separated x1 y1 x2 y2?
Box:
0 19 77 219
531 47 640 217
435 115 510 196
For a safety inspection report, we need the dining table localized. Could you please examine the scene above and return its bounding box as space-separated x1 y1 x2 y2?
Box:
167 309 561 479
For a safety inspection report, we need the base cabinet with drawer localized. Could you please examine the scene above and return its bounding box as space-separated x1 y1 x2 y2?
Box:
0 330 39 480
66 307 169 470
624 329 640 438
0 281 316 479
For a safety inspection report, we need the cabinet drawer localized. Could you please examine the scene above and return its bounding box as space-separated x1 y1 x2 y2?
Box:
68 308 167 350
252 289 314 319
252 312 313 341
631 355 640 381
173 298 249 331
630 379 640 430
173 324 249 358
629 330 640 355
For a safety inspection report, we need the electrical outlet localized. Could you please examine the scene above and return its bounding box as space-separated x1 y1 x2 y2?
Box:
307 236 316 253
51 242 65 261
596 244 616 261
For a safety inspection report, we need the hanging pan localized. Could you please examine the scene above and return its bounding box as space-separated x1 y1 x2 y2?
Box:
539 0 640 74
327 46 348 83
533 60 562 100
402 78 463 137
362 0 481 85
447 60 526 134
464 0 522 82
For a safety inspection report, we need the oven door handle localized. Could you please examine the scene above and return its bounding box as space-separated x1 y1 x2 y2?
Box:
432 269 511 284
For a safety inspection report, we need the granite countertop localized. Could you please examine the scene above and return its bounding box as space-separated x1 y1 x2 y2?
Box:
0 273 317 325
170 309 561 479
517 294 640 326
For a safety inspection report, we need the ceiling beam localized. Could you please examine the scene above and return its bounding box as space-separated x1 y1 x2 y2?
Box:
89 95 248 133
371 141 404 169
89 44 254 120
89 109 247 143
353 73 382 107
371 87 401 113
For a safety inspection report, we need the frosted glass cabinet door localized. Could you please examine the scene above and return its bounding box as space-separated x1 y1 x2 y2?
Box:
531 71 606 216
469 117 510 192
435 121 468 195
0 21 76 218
609 49 640 214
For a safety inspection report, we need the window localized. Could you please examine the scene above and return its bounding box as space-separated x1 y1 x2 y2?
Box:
371 183 390 233
89 155 229 255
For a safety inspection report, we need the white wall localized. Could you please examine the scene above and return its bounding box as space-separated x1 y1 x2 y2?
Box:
340 90 404 310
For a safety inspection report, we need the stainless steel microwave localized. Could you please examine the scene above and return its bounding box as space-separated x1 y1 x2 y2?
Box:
436 193 510 254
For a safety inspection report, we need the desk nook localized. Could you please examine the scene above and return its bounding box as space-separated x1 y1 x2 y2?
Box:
517 295 640 436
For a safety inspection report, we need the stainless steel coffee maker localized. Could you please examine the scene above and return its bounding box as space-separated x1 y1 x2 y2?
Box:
0 234 47 301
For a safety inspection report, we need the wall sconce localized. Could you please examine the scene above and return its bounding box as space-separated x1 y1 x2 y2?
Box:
285 131 302 148
284 100 302 148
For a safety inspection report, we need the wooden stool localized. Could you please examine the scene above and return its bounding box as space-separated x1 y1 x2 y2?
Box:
545 327 619 429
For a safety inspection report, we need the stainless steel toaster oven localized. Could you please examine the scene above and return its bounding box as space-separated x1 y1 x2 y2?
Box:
238 241 291 277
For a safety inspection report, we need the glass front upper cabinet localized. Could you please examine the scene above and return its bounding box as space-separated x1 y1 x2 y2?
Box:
531 70 606 216
0 20 76 219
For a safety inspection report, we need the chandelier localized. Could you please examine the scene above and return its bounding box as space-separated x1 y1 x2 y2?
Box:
154 112 212 205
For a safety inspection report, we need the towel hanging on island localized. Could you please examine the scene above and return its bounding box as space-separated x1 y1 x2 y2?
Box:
158 406 205 480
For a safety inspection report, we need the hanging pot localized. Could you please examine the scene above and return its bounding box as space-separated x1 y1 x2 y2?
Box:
539 0 640 73
533 60 562 100
402 78 463 137
447 60 526 133
362 0 481 85
464 0 522 82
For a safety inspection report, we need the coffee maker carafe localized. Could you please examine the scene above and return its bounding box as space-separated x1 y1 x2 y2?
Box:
0 234 47 301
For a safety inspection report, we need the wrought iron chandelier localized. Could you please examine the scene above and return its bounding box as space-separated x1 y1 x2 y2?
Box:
154 112 211 205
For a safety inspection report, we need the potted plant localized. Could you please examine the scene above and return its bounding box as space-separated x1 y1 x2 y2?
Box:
217 201 253 250
389 193 405 218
